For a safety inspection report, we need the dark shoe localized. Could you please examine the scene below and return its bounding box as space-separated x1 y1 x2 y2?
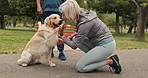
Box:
51 52 54 58
58 52 66 61
109 54 122 74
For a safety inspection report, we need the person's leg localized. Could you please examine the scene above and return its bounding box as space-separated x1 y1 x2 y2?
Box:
57 44 66 61
53 12 67 60
76 40 116 73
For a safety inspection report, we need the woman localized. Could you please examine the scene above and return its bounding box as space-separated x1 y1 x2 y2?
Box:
59 0 122 74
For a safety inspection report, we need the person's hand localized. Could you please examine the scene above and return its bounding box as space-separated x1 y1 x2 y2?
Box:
57 35 66 45
57 38 64 45
58 24 67 34
60 35 66 39
59 35 65 39
37 6 43 14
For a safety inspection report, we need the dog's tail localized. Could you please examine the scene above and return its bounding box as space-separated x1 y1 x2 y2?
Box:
17 59 22 64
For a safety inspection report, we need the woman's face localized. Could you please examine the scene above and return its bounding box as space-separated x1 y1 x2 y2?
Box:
62 13 66 21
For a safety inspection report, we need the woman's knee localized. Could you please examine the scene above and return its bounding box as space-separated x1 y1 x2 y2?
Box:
76 63 84 72
76 63 86 73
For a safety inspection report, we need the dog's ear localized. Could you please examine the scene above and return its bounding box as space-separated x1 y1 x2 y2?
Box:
45 17 52 26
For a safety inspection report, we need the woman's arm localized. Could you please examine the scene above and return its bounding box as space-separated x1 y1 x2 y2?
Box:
61 22 93 49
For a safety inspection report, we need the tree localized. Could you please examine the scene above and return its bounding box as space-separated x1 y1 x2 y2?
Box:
122 11 136 33
8 0 37 27
16 0 37 27
128 0 148 40
87 0 133 33
8 0 19 27
76 0 88 8
0 0 10 29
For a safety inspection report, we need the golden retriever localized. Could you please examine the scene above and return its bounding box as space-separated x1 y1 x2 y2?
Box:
17 14 61 67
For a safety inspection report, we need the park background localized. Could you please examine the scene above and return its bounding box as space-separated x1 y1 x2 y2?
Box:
0 0 148 54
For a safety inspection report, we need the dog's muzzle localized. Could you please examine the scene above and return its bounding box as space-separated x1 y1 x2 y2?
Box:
53 20 62 27
59 20 62 25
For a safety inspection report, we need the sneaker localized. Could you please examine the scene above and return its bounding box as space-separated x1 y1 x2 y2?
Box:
109 54 122 74
58 52 66 61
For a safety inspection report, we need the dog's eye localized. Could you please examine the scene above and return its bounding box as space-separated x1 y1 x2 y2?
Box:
54 17 57 19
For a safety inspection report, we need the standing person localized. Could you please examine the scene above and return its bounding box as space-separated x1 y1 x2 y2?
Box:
36 0 67 61
59 0 122 74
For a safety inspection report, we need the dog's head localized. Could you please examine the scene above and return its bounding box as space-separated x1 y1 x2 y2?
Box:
44 14 62 28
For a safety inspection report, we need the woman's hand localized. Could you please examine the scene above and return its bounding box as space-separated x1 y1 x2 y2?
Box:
59 35 66 39
57 38 64 45
60 35 66 39
57 36 66 45
58 24 67 34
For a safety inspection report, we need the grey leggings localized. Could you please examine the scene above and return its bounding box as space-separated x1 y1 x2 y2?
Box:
76 39 116 73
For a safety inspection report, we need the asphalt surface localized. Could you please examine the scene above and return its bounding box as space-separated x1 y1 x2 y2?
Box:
0 49 148 78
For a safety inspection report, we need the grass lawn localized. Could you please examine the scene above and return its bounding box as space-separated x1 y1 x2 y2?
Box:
0 27 36 54
0 27 148 54
113 33 148 49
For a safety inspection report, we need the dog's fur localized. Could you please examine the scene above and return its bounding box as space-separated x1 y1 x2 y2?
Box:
17 14 61 67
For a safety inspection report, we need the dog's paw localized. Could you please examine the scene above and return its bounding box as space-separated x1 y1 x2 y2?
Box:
49 63 56 67
22 64 28 67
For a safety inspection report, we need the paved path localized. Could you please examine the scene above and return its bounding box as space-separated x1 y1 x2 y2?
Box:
0 49 148 78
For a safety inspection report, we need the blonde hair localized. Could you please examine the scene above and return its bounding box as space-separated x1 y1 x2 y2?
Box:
59 0 81 21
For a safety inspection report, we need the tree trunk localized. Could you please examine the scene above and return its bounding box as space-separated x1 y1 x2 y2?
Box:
135 6 148 39
134 23 136 33
23 22 27 27
122 18 126 33
115 12 120 33
128 25 134 33
12 17 17 27
0 13 5 29
32 21 35 28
